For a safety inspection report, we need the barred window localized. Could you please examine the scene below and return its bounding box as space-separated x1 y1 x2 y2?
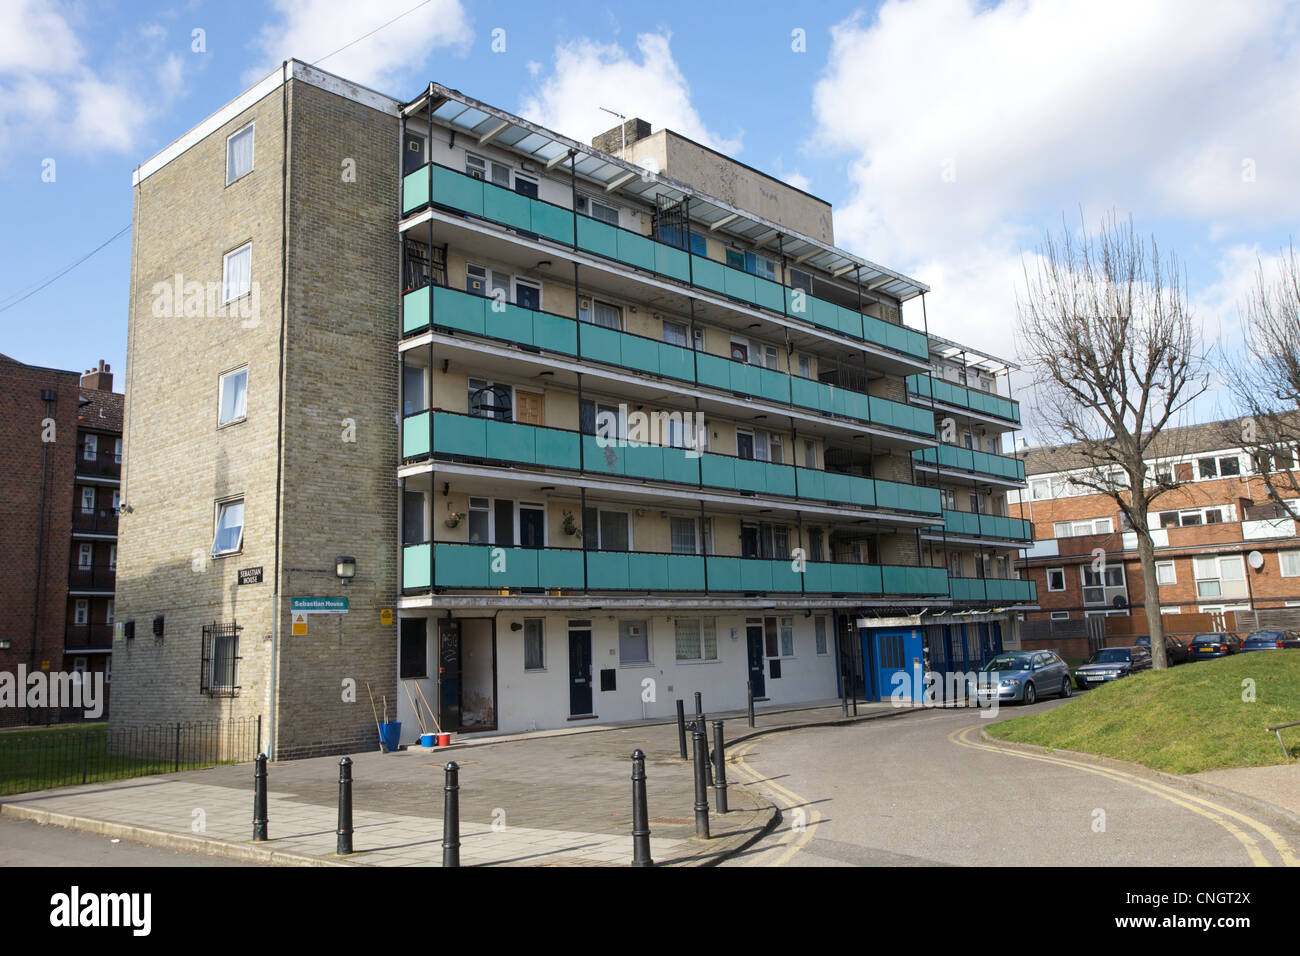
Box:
200 622 242 697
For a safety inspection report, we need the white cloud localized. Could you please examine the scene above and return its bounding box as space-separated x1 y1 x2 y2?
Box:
249 0 472 91
813 0 1300 369
520 32 741 155
782 171 812 192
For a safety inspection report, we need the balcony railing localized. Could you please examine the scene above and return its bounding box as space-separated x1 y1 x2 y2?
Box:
913 444 1026 482
403 284 934 438
68 564 116 591
938 510 1034 542
64 623 114 650
905 375 1020 425
72 510 119 535
402 541 950 596
947 577 1037 604
401 410 943 517
75 445 121 478
402 162 931 362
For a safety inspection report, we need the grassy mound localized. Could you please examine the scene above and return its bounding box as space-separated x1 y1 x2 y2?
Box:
985 652 1300 774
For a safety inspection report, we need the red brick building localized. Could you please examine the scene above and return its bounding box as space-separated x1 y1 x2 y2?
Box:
0 356 121 724
1010 419 1300 633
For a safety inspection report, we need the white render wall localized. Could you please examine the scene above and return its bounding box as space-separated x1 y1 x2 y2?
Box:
394 610 840 741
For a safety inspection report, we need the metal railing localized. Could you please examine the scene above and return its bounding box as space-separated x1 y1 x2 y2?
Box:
0 716 261 796
68 563 116 590
75 445 122 478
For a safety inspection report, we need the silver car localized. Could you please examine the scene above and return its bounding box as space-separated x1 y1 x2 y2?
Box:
971 650 1074 705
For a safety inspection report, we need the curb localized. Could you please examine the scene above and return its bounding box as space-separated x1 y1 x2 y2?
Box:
975 730 1300 833
0 803 361 867
693 787 779 868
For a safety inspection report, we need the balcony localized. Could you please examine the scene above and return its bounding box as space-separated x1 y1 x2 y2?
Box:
402 162 931 362
937 510 1033 543
905 375 1020 425
68 564 116 592
75 445 121 479
64 623 114 651
403 284 934 438
401 410 943 517
402 542 949 597
913 444 1026 482
947 577 1037 604
72 510 119 536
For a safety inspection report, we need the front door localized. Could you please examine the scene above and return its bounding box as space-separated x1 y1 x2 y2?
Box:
519 505 545 549
403 133 426 176
437 619 462 731
515 389 544 425
746 624 766 698
568 627 593 716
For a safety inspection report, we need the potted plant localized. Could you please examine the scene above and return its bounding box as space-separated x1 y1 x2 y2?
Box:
561 510 582 539
445 510 466 529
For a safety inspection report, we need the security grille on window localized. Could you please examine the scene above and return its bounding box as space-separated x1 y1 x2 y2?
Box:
200 622 242 697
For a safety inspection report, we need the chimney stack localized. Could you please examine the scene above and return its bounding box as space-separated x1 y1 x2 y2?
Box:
591 118 652 156
81 359 112 391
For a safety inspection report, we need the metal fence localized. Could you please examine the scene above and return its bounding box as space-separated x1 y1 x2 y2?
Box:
0 716 261 796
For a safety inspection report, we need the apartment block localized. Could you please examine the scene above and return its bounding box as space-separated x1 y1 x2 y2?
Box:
1011 418 1300 633
1 355 121 724
112 63 1035 758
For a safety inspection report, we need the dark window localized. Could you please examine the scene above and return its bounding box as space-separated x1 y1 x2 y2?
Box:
400 619 427 678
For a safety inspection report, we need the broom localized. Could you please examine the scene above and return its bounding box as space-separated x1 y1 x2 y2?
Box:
365 681 387 753
402 680 428 736
413 681 443 735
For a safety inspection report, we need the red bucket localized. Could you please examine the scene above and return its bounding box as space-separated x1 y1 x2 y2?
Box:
436 732 451 747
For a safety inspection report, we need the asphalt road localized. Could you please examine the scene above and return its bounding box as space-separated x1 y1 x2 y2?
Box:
723 701 1300 867
0 816 245 867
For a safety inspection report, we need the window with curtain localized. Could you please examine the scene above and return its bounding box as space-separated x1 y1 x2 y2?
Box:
212 499 245 555
670 517 697 554
226 124 254 184
223 243 251 302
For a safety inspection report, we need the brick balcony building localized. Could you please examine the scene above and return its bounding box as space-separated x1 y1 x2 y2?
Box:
1010 418 1300 634
0 355 122 724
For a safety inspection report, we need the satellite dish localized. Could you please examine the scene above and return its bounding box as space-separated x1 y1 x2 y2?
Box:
1111 595 1128 609
1248 550 1265 570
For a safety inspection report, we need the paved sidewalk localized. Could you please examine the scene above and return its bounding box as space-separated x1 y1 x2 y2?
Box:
1 700 909 866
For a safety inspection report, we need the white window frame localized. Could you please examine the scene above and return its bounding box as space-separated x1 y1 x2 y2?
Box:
1280 550 1300 578
211 497 245 556
83 434 97 461
222 242 252 303
218 365 248 427
618 618 652 666
1049 611 1070 621
1046 567 1066 592
1081 564 1126 606
105 599 115 624
513 276 542 310
78 542 93 569
1156 561 1176 586
74 599 89 625
225 123 254 185
674 617 719 663
108 544 117 571
580 194 620 226
80 487 95 514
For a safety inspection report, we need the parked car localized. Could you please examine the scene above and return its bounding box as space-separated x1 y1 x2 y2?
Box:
1240 630 1300 652
1074 646 1154 687
1134 634 1190 666
1188 633 1243 660
971 650 1073 705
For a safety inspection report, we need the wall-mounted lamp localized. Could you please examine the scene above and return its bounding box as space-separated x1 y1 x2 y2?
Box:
336 556 357 585
510 621 523 631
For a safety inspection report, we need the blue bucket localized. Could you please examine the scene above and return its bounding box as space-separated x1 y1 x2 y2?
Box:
420 732 436 747
379 721 402 752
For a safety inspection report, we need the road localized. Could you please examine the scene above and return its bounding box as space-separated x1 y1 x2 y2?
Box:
0 815 246 867
723 702 1300 867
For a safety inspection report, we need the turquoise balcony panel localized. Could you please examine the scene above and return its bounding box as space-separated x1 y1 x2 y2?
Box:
402 169 429 215
403 286 430 334
433 285 486 335
947 577 983 602
915 445 1026 481
586 551 630 589
666 554 706 589
534 311 579 354
582 436 625 476
723 266 756 304
531 202 575 244
939 510 1031 541
402 412 430 459
577 216 620 260
907 375 1021 424
875 480 941 515
579 324 624 366
754 277 786 313
432 164 484 217
487 303 537 346
403 543 431 590
616 229 658 273
532 426 579 467
655 243 691 282
883 565 948 596
942 510 980 538
691 256 727 295
483 187 532 232
431 413 487 458
704 556 741 591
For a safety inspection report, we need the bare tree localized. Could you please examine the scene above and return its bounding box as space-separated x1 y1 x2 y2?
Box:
1222 243 1300 515
1017 212 1209 668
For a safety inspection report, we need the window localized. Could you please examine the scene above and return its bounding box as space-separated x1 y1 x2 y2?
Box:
808 528 824 563
403 365 425 416
662 320 688 347
74 599 88 625
80 488 95 514
403 492 426 546
675 618 718 662
797 354 812 378
226 124 254 184
1199 454 1242 480
114 438 122 464
1194 555 1246 600
468 378 511 420
513 277 541 310
803 439 816 469
1081 565 1125 605
1054 518 1112 537
1050 611 1070 621
1281 551 1300 577
744 252 777 281
201 622 241 697
1030 479 1050 500
940 488 957 511
1156 561 1176 585
670 517 699 555
584 509 631 551
84 434 97 461
814 617 828 655
581 195 619 225
789 268 813 293
78 543 93 569
400 622 427 678
218 366 248 425
618 619 650 664
465 153 510 186
105 600 115 624
579 297 622 329
223 243 252 302
109 545 117 571
780 617 794 657
1047 568 1065 591
212 498 245 555
524 619 545 670
468 497 490 544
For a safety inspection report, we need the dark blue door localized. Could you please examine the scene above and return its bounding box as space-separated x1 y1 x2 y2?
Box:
568 627 593 716
437 619 461 731
746 624 766 698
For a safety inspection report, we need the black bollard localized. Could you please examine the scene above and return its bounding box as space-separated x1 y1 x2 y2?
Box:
694 693 713 785
712 719 729 814
630 749 653 867
442 761 460 867
252 753 268 841
747 680 755 728
336 757 353 855
676 699 688 760
691 725 710 839
841 673 850 717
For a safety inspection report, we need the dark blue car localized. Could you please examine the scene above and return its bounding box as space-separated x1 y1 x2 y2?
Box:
1240 630 1300 652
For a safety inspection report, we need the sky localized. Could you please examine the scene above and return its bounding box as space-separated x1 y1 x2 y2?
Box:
2 0 1298 434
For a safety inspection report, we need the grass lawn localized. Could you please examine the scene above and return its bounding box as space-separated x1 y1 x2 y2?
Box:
0 722 226 796
985 652 1300 774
